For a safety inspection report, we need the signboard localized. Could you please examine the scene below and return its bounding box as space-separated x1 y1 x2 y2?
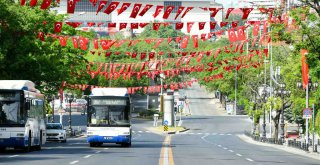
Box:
164 120 168 125
303 108 312 119
91 99 127 106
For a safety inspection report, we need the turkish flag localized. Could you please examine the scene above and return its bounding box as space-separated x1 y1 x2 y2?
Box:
153 6 164 18
67 0 77 14
175 22 184 30
66 22 82 28
237 26 246 41
139 4 153 16
140 52 146 60
40 0 52 9
20 0 26 6
167 37 173 44
119 23 127 30
72 37 78 49
240 8 253 19
97 22 104 27
79 37 89 50
263 21 269 34
93 38 99 49
163 6 174 19
231 21 238 28
214 48 221 58
108 22 116 28
30 0 37 7
96 0 108 15
192 35 199 48
174 6 185 19
180 36 189 49
198 22 206 30
153 23 161 31
225 8 234 19
209 8 223 17
220 22 228 28
87 22 95 27
58 36 67 46
105 52 112 57
54 22 63 33
210 22 217 30
228 29 237 42
86 0 96 7
187 22 194 33
301 49 309 89
176 37 181 44
181 7 193 18
118 3 131 15
153 38 164 48
252 21 260 36
130 3 142 18
104 2 120 15
201 33 207 41
259 8 268 13
114 40 126 47
38 32 45 41
139 23 149 28
149 52 155 60
131 23 138 29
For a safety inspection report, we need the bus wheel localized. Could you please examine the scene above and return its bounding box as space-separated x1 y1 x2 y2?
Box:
24 132 31 152
35 131 42 151
89 143 96 147
97 143 103 147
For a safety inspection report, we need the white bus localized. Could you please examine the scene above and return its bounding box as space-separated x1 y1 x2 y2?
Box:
86 88 132 147
0 80 46 151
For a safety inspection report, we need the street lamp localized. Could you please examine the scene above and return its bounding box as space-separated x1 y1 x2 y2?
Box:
296 77 318 150
274 83 291 141
261 87 268 140
65 93 75 136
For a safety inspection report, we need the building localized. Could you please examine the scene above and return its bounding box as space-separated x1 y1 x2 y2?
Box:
53 0 223 36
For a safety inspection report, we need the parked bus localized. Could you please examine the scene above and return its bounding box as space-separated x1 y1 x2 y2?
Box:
86 88 132 147
0 80 46 151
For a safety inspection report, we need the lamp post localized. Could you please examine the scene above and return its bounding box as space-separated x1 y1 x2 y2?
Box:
274 83 291 141
297 77 318 149
261 87 267 140
65 93 75 136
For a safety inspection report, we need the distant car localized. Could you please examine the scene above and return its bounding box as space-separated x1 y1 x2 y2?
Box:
46 123 67 143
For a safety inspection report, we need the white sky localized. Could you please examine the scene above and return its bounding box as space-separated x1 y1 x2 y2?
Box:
215 0 241 8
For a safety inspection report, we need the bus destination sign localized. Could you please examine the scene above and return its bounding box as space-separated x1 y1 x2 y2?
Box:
0 92 17 101
91 99 127 106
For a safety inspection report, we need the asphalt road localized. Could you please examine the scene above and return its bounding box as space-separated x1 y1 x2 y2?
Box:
1 83 319 165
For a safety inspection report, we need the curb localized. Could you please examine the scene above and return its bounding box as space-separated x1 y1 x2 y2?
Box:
167 127 189 134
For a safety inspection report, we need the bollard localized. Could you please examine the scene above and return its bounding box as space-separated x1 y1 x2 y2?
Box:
153 114 159 127
314 145 317 152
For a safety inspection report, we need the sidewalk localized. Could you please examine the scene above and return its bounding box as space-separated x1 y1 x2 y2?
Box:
238 134 320 161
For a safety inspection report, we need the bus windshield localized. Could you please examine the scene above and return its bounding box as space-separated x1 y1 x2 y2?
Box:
0 101 26 125
88 105 130 126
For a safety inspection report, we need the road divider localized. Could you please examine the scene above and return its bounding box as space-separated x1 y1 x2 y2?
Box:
159 135 174 165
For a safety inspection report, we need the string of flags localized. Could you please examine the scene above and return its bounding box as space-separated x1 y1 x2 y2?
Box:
20 0 277 20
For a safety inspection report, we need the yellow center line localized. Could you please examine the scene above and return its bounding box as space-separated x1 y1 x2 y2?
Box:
159 135 174 165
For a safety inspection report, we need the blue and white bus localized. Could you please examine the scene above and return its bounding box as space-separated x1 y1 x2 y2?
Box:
86 88 132 147
0 80 46 151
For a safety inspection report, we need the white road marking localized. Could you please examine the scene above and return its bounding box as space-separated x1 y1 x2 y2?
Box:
83 155 92 159
223 147 228 150
212 133 217 135
228 150 234 153
236 153 242 157
69 160 79 164
219 134 225 135
104 148 109 150
218 145 222 147
197 133 202 135
95 151 101 154
146 131 150 133
138 131 143 133
8 155 19 158
189 133 194 135
246 158 254 162
227 134 232 136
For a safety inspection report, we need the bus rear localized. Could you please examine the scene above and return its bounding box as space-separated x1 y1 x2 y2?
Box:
86 88 132 147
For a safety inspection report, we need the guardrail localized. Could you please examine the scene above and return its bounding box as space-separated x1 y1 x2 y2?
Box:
244 131 320 152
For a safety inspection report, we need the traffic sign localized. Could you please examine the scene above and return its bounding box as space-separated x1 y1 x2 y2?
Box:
303 108 312 119
164 120 168 125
